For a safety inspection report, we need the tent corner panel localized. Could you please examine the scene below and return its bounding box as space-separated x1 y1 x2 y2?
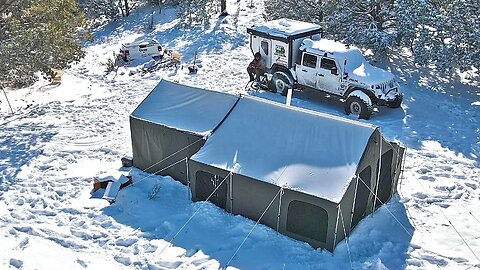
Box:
130 118 205 185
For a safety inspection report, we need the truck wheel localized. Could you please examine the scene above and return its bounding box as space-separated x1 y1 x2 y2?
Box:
345 95 373 119
271 72 291 96
386 94 403 108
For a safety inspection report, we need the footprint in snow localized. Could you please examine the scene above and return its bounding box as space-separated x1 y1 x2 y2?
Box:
9 258 23 269
114 256 132 266
76 259 88 268
465 182 477 190
115 237 138 247
412 192 428 200
18 237 29 250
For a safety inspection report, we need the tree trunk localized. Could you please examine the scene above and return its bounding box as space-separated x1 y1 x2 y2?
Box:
124 0 130 16
220 0 227 16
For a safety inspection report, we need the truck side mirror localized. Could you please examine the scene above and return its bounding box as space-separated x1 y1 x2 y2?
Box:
343 73 348 79
331 67 338 75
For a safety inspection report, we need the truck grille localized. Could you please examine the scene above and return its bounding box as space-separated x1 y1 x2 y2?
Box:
377 79 396 93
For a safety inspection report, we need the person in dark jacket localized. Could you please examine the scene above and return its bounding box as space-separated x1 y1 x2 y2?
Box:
247 52 265 82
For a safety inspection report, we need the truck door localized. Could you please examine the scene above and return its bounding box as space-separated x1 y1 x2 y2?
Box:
317 57 341 94
139 44 148 56
259 39 271 68
297 53 318 88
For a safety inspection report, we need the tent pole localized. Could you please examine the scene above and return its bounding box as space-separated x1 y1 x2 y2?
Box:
349 175 359 231
372 136 383 213
275 187 284 233
396 147 406 196
339 207 353 269
2 86 14 115
229 173 233 213
186 157 190 200
333 205 340 248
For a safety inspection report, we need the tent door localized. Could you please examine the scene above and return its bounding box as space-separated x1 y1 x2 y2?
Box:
195 171 227 209
376 150 394 207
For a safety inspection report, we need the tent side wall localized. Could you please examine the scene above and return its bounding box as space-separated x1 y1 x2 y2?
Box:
189 160 338 251
334 178 358 247
342 129 382 233
371 135 406 212
335 129 406 247
130 116 205 185
388 142 406 196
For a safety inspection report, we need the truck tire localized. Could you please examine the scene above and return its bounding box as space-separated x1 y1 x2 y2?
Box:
386 94 403 108
271 72 292 96
345 95 373 120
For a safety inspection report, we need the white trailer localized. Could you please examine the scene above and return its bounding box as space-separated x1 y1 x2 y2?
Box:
120 39 164 61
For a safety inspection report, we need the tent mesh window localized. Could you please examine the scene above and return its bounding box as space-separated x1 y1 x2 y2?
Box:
352 166 372 228
286 200 328 243
376 150 394 206
195 171 227 209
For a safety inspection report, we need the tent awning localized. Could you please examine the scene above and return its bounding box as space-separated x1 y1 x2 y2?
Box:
191 96 376 202
131 80 239 136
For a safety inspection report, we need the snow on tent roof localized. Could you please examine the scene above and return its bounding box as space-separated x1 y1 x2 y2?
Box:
250 18 321 39
191 96 377 202
131 80 239 136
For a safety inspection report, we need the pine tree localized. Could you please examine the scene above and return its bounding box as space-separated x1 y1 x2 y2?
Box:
77 0 118 21
177 0 217 25
325 0 398 54
395 0 480 72
264 0 327 24
0 0 88 87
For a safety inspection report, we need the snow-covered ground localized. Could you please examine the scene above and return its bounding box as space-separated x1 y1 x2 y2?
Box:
1 1 479 269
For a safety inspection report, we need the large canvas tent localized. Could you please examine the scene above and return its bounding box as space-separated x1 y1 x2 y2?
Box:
188 96 405 251
130 81 405 252
130 80 239 185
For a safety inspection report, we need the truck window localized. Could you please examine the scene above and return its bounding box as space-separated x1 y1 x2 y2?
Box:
320 58 337 70
261 41 269 55
139 44 147 48
302 53 317 68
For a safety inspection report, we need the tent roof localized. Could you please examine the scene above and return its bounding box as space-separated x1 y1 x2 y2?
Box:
131 80 239 136
191 96 377 202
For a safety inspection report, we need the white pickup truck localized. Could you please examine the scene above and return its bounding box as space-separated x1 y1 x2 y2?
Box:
247 19 403 119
